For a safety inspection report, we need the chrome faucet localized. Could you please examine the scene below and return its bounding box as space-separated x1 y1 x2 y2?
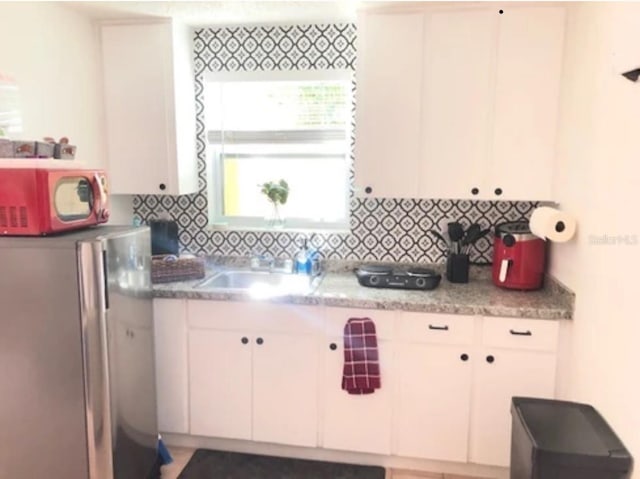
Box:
250 251 294 273
250 251 274 271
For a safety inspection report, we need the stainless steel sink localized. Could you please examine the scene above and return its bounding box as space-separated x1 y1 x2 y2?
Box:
194 270 322 295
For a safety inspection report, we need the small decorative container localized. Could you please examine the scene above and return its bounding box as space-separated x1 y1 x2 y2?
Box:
13 141 36 158
35 141 55 158
0 139 12 157
54 143 77 159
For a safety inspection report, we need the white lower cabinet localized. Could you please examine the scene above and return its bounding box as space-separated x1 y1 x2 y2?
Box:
152 298 561 468
322 307 395 455
187 301 320 447
153 298 189 434
469 318 559 467
189 329 252 440
394 313 476 462
252 333 318 447
322 338 394 454
114 318 156 435
395 343 473 462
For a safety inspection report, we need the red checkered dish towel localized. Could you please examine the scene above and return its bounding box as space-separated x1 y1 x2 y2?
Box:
341 317 381 395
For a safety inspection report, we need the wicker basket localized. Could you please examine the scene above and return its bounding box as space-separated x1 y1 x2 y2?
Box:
151 255 206 284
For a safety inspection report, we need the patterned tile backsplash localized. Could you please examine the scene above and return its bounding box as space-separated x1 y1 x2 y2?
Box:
133 23 541 265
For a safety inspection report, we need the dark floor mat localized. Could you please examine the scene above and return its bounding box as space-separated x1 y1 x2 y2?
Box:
176 449 386 479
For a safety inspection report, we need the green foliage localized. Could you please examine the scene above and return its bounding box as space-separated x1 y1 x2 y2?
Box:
259 179 289 206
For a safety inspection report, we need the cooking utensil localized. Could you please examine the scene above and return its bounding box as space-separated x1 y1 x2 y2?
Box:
447 222 465 253
429 230 449 250
462 223 481 246
461 224 481 253
465 228 491 254
438 217 453 250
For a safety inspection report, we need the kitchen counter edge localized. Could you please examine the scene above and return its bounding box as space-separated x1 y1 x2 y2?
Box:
152 272 574 321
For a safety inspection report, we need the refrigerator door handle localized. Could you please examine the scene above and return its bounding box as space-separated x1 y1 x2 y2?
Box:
102 250 109 310
77 240 114 479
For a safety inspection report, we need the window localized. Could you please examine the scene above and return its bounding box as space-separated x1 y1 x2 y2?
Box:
0 73 22 136
204 71 351 230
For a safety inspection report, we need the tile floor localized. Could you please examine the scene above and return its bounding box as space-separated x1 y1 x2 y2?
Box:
160 447 489 479
161 447 195 479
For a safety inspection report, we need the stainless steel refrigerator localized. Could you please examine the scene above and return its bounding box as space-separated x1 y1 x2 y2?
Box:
0 226 159 479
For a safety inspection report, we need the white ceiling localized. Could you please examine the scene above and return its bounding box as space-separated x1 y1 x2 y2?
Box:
67 1 361 25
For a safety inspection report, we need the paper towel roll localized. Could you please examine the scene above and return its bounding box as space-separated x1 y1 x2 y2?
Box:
529 206 576 242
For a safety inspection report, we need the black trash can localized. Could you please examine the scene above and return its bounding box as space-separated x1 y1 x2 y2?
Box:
510 397 633 479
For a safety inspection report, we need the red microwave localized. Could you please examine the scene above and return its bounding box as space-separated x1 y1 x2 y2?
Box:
0 168 110 236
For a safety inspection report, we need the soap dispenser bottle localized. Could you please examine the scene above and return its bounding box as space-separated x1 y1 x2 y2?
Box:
295 239 310 275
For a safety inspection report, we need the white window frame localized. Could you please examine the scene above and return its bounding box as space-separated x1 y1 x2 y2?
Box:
204 69 353 232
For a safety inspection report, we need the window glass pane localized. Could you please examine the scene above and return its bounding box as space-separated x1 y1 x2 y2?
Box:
205 77 351 228
222 154 348 221
206 81 348 132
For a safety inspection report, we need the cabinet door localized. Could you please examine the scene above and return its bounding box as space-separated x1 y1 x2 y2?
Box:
420 9 496 199
118 324 157 434
489 7 565 201
102 23 173 195
189 329 252 440
322 338 393 454
153 299 189 434
395 343 472 462
354 12 423 198
253 333 319 447
469 349 557 466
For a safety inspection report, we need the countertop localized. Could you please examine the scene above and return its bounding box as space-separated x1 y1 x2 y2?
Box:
152 259 574 320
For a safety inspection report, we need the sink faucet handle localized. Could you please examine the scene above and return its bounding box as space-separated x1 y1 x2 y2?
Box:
250 250 274 270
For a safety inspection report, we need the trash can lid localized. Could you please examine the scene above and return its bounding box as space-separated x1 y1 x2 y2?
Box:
512 397 632 472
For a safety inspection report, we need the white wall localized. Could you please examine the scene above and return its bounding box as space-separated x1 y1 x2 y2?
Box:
553 3 640 476
0 2 105 167
0 2 134 223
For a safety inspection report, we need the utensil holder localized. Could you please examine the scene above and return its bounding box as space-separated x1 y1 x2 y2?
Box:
446 253 469 283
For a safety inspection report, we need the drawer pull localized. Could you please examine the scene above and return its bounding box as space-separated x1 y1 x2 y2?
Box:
486 355 495 364
428 324 449 331
509 329 532 336
329 343 337 351
460 353 469 362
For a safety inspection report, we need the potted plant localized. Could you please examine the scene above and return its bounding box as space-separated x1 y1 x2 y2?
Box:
259 179 289 228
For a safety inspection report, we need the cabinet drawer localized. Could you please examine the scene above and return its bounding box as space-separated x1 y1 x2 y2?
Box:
325 307 395 340
482 317 559 352
188 300 322 334
398 313 476 345
188 300 254 330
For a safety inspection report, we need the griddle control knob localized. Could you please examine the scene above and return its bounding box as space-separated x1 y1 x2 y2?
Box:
415 277 427 288
369 275 380 286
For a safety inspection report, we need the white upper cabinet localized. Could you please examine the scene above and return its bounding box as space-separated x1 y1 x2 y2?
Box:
489 6 566 201
354 12 424 198
101 21 198 195
420 9 496 200
355 5 566 201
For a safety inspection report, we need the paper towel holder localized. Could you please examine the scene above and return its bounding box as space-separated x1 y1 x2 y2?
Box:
621 68 640 82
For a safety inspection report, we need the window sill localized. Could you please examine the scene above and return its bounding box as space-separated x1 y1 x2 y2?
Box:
207 223 350 235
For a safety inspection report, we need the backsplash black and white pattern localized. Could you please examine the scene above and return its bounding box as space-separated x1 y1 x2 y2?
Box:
133 23 540 264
